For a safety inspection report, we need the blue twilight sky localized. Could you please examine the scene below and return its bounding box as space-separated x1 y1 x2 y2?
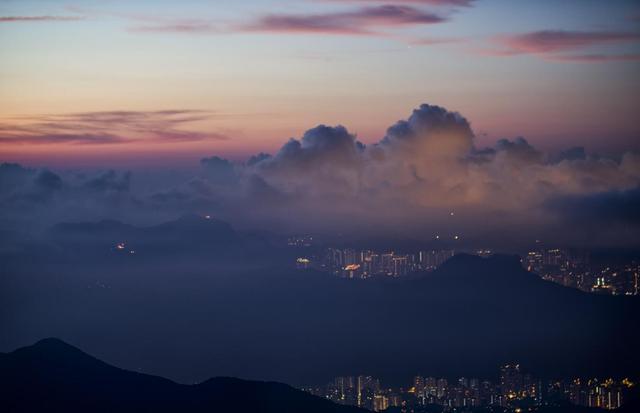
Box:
1 0 639 167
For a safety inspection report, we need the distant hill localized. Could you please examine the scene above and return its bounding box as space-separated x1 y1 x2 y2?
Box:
47 213 236 248
43 214 283 263
0 338 366 413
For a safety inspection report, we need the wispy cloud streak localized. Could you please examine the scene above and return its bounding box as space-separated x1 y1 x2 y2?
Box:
0 110 229 146
486 30 640 63
243 5 446 35
129 19 220 34
0 15 84 23
80 3 452 37
498 30 640 53
407 36 465 46
323 0 475 6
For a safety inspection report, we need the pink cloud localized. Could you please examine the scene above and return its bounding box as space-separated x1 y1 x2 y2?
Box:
323 0 475 6
497 30 640 54
243 5 446 35
484 30 640 63
0 110 229 146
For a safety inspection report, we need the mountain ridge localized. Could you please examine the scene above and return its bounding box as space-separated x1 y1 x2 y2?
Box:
0 338 366 413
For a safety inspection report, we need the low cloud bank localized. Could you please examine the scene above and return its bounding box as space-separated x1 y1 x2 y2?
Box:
2 103 639 248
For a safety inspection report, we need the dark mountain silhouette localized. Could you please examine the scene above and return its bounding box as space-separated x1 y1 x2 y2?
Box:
0 338 366 413
48 214 235 247
2 240 638 386
44 214 283 263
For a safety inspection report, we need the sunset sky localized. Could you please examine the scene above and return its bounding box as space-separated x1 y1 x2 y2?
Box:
1 0 639 168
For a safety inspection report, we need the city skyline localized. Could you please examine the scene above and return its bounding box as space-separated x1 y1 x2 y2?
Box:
289 241 639 296
304 364 635 411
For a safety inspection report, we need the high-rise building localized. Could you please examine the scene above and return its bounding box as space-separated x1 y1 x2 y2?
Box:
356 375 378 408
437 378 448 399
420 250 455 270
544 248 566 266
393 256 408 277
388 393 403 407
373 395 389 412
524 250 544 273
381 253 394 275
500 364 523 398
425 377 438 397
414 375 425 393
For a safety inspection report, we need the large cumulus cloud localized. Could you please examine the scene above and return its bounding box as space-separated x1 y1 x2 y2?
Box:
2 103 639 248
231 103 639 246
381 103 474 156
196 103 639 246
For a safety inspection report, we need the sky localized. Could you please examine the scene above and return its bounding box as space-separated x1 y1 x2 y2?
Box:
1 0 640 247
1 0 639 168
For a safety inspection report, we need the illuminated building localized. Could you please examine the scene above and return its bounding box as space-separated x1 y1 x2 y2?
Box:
413 375 425 394
342 263 361 279
500 364 522 398
373 395 388 412
381 253 394 275
388 393 402 407
295 257 311 270
357 376 378 409
475 249 493 257
437 378 448 398
287 235 313 247
392 256 408 277
419 250 455 270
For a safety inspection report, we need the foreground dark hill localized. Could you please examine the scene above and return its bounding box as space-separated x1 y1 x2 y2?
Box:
0 338 365 413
